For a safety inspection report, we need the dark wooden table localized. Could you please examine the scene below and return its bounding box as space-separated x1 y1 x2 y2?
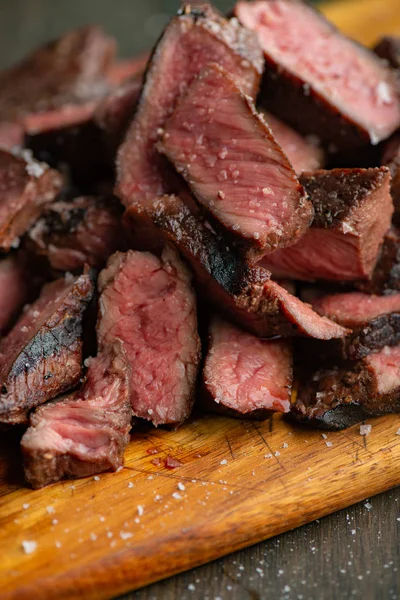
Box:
0 1 399 598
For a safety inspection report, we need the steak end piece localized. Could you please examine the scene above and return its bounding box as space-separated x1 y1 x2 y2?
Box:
0 148 63 251
0 270 95 425
28 195 126 272
261 167 393 281
235 0 400 150
98 246 201 427
357 227 400 295
116 4 264 210
159 63 312 260
291 344 400 430
310 291 400 360
21 351 132 489
125 194 348 340
203 317 292 417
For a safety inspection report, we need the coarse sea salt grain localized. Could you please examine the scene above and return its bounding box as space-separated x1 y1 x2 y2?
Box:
360 424 372 436
120 531 133 540
93 476 100 481
22 503 30 510
396 428 400 436
220 459 228 465
46 506 55 514
172 492 182 500
326 441 333 448
364 502 372 510
22 540 37 555
137 505 144 516
178 482 186 491
128 482 134 488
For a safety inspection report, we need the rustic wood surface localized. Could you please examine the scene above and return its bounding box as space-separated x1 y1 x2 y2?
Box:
0 1 399 599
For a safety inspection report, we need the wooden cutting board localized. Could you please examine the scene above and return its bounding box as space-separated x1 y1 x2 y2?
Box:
2 1 400 598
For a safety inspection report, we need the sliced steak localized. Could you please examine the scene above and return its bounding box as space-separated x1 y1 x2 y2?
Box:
0 26 116 135
291 344 400 430
0 149 63 251
235 0 400 150
98 246 201 426
373 36 400 70
0 271 94 425
125 194 347 339
309 291 400 360
159 64 312 260
357 227 400 295
203 316 292 418
0 255 29 335
261 110 325 173
21 350 132 489
116 3 264 210
382 132 400 223
0 122 24 151
28 196 125 272
261 168 393 281
106 53 150 86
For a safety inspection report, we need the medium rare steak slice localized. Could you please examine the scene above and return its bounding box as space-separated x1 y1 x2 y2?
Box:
0 271 94 425
261 168 393 281
21 350 132 489
261 111 324 173
291 344 400 430
0 255 29 334
160 64 312 260
0 26 116 135
28 196 125 272
0 149 63 251
98 246 201 426
106 53 150 86
357 228 400 295
374 36 400 70
235 0 400 150
116 3 263 209
382 132 400 223
310 291 400 360
203 317 292 418
126 194 347 339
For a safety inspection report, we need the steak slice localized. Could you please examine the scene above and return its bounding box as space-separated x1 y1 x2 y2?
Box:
0 149 63 251
261 110 325 173
203 316 292 418
291 344 400 430
21 350 132 489
374 36 400 70
0 255 29 334
0 26 116 135
235 0 400 150
28 196 125 272
125 194 347 339
310 291 400 360
98 246 201 426
0 122 24 151
116 3 264 210
159 64 312 260
106 52 150 86
0 271 94 425
357 227 400 295
261 168 393 281
382 132 400 223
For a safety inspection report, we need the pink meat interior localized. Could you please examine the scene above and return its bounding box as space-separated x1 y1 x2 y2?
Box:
236 0 400 143
312 292 400 326
367 345 400 395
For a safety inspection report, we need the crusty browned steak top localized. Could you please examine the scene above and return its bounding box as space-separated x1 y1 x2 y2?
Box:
374 36 400 70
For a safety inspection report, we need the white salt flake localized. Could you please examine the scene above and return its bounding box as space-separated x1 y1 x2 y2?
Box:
264 453 273 459
120 531 133 540
283 585 291 593
351 529 356 535
396 428 400 435
107 532 113 539
90 533 97 541
52 519 58 525
128 482 134 488
365 502 372 510
177 482 186 491
93 476 100 481
172 492 182 500
220 459 228 465
188 584 196 591
22 540 37 555
46 506 55 514
360 424 372 436
376 81 393 105
137 505 144 516
325 441 333 448
274 451 281 457
282 443 288 449
99 516 105 522
22 503 30 510
321 433 328 439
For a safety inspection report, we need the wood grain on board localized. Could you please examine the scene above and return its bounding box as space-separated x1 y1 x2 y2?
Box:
1 1 400 599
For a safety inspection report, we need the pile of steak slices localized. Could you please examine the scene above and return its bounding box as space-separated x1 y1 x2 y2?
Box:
1 1 400 489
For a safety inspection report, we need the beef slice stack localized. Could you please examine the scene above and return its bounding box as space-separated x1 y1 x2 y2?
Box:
0 0 399 488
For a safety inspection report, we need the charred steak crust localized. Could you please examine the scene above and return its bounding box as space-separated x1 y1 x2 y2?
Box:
373 36 400 69
235 0 400 150
0 271 95 425
382 132 400 223
357 228 400 294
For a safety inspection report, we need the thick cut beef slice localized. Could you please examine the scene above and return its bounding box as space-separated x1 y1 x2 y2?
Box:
98 247 200 426
160 64 311 260
357 227 400 295
374 36 400 70
0 271 94 425
382 132 400 223
235 0 400 150
0 149 63 251
203 317 292 417
310 291 400 360
0 26 116 135
28 196 125 272
261 168 393 281
291 344 400 430
126 194 347 340
21 351 132 489
116 3 263 209
0 255 29 334
261 110 324 173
